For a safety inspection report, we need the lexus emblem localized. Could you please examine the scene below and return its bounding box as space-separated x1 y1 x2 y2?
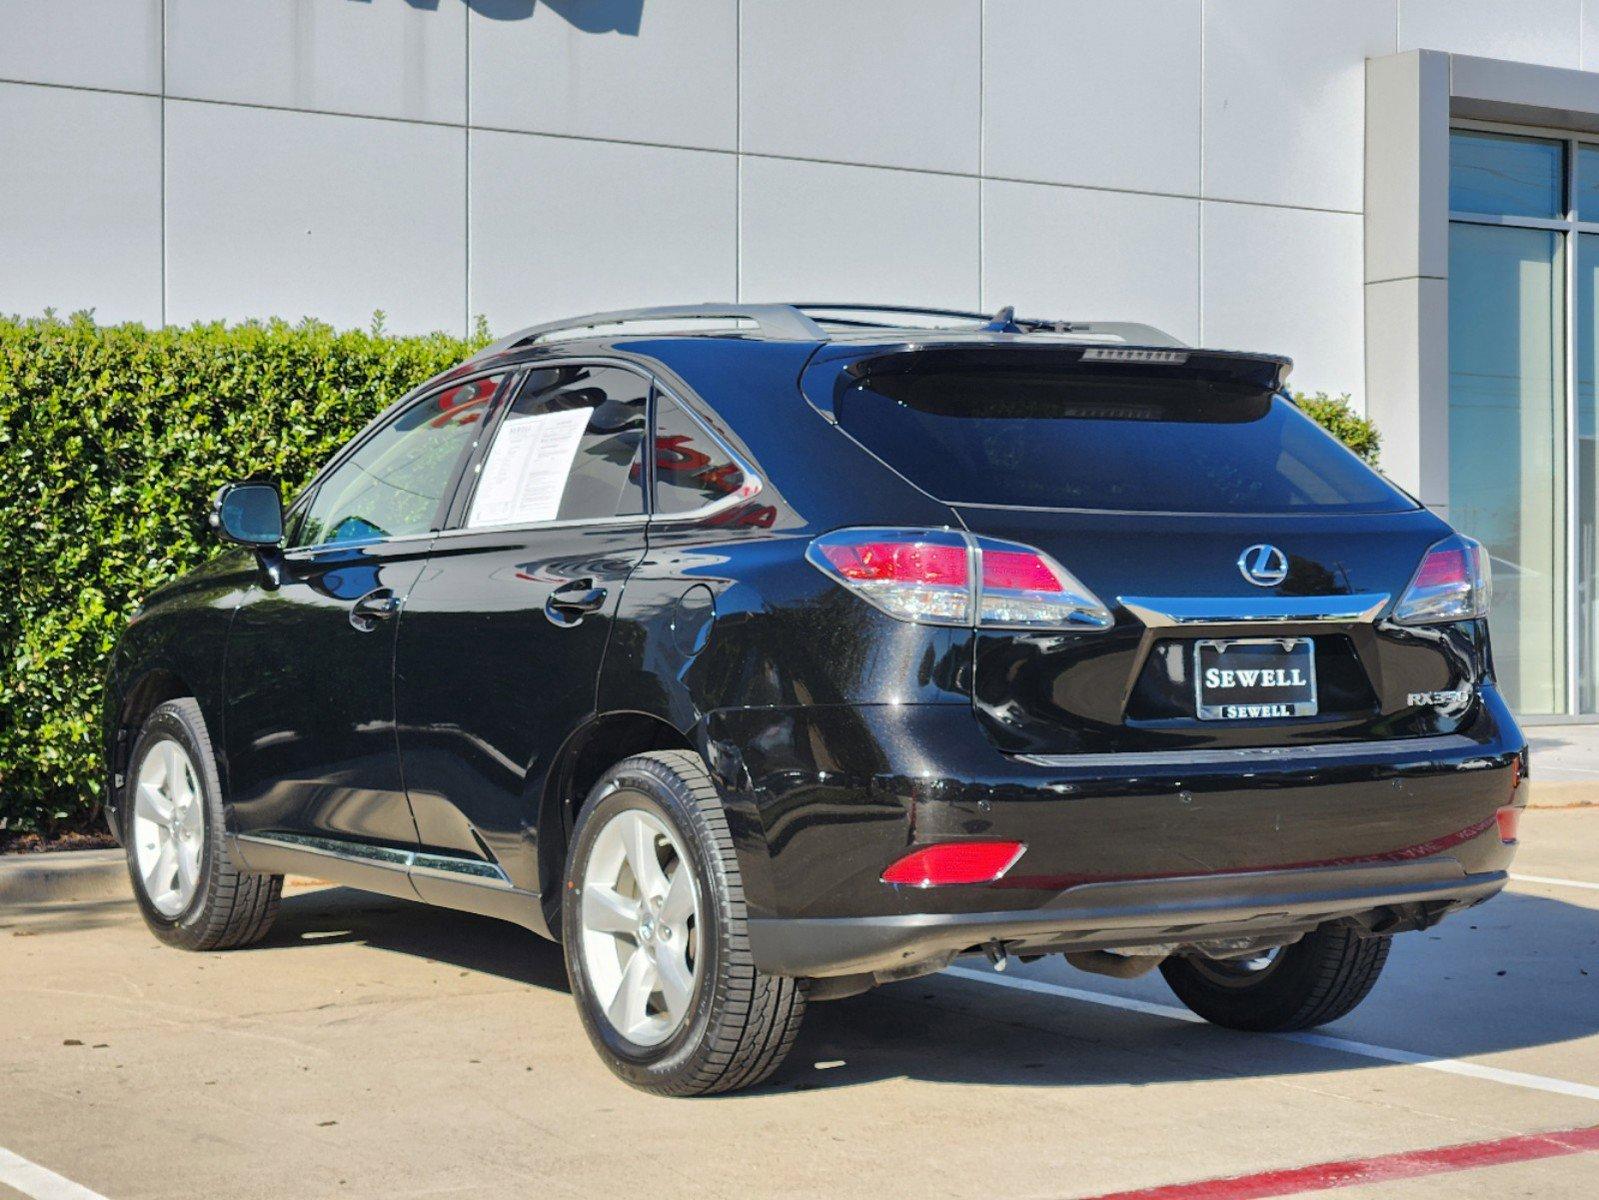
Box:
1238 543 1289 587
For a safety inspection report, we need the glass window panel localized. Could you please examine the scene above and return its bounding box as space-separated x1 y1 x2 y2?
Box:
1448 222 1567 714
295 375 499 547
1577 145 1599 222
653 393 747 515
1449 131 1564 219
466 365 645 527
1578 234 1599 710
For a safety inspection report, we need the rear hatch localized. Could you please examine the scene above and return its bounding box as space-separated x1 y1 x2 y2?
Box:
807 342 1486 756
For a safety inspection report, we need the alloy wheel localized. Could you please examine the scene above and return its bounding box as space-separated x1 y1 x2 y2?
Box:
579 806 702 1047
1189 946 1283 988
132 738 205 917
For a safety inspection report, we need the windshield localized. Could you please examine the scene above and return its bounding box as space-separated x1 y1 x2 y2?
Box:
837 368 1413 515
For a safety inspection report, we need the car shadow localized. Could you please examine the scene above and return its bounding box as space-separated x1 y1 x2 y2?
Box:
264 886 1599 1095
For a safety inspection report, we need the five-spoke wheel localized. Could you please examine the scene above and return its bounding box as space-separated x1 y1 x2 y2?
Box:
123 698 282 950
579 808 702 1047
131 737 206 917
563 751 807 1096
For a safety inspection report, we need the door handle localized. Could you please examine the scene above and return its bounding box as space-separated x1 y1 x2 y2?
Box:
544 578 608 627
349 587 401 632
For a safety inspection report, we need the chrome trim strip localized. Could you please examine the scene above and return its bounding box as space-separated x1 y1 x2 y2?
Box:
1016 733 1486 770
238 832 513 888
1119 593 1390 628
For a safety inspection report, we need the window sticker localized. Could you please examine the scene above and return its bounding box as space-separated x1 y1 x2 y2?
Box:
468 407 592 527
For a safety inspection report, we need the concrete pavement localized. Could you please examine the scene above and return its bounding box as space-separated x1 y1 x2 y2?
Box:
1 810 1597 1199
1526 723 1599 807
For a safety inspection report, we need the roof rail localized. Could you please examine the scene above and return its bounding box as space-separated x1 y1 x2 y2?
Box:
476 303 828 359
471 302 1186 360
793 302 994 327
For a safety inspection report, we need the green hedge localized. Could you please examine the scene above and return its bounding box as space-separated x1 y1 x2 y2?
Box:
0 314 487 834
0 316 1382 835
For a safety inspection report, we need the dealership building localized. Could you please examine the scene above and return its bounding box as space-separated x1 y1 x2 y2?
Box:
4 2 1599 717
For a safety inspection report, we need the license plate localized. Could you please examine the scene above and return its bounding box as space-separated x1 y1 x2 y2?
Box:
1194 638 1317 721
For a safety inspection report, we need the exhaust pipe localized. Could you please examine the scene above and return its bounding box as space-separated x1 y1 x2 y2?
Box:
1065 950 1167 979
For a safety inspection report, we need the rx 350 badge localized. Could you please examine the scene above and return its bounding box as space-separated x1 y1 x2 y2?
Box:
1408 688 1473 708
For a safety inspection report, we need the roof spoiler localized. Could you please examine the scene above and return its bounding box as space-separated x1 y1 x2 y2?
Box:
800 341 1295 422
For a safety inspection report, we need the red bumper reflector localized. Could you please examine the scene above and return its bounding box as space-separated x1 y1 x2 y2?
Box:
1496 806 1520 844
881 841 1025 887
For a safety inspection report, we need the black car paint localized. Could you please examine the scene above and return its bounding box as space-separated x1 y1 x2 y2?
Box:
104 329 1526 976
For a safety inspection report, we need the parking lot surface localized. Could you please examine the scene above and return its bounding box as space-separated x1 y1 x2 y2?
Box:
2 809 1596 1200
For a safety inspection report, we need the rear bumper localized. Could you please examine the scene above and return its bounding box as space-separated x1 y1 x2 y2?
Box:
749 858 1506 978
701 693 1524 977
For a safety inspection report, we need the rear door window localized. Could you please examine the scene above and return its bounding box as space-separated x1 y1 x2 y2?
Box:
838 367 1412 514
653 393 747 515
465 365 647 527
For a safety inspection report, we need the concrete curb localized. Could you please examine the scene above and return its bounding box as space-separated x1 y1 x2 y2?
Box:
0 848 128 905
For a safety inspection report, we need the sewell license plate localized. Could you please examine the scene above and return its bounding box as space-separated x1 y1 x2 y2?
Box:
1194 637 1317 720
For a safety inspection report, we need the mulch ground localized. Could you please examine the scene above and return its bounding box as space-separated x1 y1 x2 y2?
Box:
0 828 118 855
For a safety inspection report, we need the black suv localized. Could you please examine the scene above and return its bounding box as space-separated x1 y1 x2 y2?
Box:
104 304 1525 1095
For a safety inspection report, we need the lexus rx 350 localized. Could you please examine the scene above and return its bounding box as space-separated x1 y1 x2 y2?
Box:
103 303 1525 1095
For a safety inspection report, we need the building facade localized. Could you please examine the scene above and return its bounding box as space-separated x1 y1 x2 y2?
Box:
3 1 1599 717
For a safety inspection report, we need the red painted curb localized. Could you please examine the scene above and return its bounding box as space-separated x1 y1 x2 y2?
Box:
1080 1124 1599 1200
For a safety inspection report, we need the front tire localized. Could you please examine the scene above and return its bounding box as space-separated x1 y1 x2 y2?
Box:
1159 923 1391 1032
562 750 806 1096
123 699 282 951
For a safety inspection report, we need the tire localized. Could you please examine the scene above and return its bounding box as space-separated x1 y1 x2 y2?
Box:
562 750 806 1096
123 698 282 951
1159 923 1391 1032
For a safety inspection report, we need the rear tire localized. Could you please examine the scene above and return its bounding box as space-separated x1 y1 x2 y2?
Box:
123 699 282 951
562 750 806 1096
1159 924 1391 1032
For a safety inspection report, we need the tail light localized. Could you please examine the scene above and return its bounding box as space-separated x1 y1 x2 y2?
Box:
807 528 1113 630
881 841 1026 887
1393 534 1491 625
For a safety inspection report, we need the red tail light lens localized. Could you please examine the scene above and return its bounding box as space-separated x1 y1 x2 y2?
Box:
981 548 1063 592
974 535 1111 628
806 528 973 625
1495 806 1520 843
813 540 969 587
881 841 1026 887
1394 535 1491 624
807 528 1112 630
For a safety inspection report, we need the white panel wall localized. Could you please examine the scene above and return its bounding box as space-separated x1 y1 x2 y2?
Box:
470 132 736 332
0 0 161 92
740 158 980 308
1201 202 1365 401
983 0 1201 195
0 0 1591 409
470 1 737 150
740 0 981 174
982 182 1200 346
165 0 466 123
164 102 465 334
1400 0 1582 69
0 83 162 324
1204 1 1397 211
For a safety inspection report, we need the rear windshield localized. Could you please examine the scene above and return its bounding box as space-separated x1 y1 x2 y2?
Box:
837 368 1413 514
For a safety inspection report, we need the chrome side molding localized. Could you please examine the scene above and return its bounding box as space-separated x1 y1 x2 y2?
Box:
238 831 513 888
1119 593 1390 628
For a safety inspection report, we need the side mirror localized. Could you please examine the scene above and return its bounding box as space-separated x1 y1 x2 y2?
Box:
209 481 284 547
